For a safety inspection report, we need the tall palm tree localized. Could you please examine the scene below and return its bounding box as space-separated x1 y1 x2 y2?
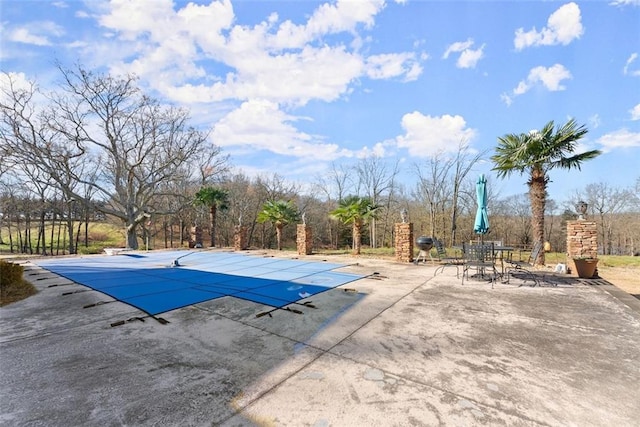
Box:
194 187 229 247
329 195 381 255
491 118 601 265
257 200 299 250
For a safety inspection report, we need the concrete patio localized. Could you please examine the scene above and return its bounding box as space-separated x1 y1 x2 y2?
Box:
1 251 639 426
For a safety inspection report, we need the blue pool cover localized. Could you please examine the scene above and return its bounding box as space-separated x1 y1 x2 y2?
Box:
35 251 363 316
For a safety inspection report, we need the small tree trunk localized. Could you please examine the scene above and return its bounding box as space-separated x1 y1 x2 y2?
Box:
353 221 362 255
529 168 546 265
210 205 217 247
276 224 283 250
126 226 139 249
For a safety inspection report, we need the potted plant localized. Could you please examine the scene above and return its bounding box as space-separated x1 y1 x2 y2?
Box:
572 256 599 279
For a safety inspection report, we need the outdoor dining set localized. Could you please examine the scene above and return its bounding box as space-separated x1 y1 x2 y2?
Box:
424 238 543 287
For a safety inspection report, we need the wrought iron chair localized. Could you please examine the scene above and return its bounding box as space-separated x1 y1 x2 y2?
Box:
504 241 543 286
432 238 461 277
461 242 497 286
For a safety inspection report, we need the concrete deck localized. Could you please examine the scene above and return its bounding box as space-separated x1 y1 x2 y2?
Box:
1 252 639 426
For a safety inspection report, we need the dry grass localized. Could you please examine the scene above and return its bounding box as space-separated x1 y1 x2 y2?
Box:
0 260 38 306
597 266 640 297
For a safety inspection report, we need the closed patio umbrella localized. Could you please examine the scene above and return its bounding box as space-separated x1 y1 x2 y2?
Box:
474 174 490 237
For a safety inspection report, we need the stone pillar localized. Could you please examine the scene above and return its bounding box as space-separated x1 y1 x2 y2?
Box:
296 224 312 255
394 222 413 263
566 220 598 276
234 226 248 251
190 226 203 248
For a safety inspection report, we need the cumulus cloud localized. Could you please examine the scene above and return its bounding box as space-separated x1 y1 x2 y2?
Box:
631 104 640 121
394 112 477 157
211 99 353 161
89 0 426 163
623 53 640 76
6 21 65 46
597 129 640 152
94 0 422 107
365 52 422 81
443 38 485 69
270 0 385 49
514 2 584 51
502 64 572 104
0 72 33 94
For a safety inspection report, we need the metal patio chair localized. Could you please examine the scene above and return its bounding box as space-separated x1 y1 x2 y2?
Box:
504 241 543 286
432 238 461 277
461 242 497 286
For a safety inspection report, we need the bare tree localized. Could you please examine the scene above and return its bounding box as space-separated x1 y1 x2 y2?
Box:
312 163 354 248
413 152 451 240
583 183 631 255
449 144 486 246
0 67 226 249
355 156 400 248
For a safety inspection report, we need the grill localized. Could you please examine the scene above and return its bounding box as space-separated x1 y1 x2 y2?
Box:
414 236 434 264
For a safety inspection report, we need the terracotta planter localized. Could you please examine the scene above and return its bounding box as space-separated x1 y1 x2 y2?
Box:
573 258 598 279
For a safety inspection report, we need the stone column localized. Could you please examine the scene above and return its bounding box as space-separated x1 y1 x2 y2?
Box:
234 226 248 251
296 224 312 255
566 220 598 276
190 226 202 248
394 222 413 263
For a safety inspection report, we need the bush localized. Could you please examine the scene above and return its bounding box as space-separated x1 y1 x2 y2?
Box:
0 260 37 306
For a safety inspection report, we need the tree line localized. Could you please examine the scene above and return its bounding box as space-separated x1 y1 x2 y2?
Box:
2 67 639 258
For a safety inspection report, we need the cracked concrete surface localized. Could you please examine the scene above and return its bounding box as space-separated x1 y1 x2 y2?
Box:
1 252 639 426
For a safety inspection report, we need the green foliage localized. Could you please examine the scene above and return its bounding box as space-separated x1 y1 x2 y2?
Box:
329 195 381 226
194 187 229 210
0 260 37 306
491 119 599 179
257 200 299 227
256 200 300 250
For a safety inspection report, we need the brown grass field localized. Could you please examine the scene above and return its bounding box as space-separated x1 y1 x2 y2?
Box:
598 266 640 297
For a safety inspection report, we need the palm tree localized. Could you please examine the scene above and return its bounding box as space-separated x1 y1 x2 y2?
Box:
257 200 299 250
194 187 229 247
329 195 381 255
491 118 601 265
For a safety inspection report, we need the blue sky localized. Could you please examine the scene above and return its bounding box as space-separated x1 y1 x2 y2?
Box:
1 0 639 203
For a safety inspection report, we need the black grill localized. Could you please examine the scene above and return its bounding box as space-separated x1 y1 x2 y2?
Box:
414 236 434 265
416 236 433 251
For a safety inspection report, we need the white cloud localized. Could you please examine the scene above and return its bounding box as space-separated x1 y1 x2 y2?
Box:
609 0 640 6
210 99 353 161
271 0 385 49
457 45 485 69
0 72 50 108
504 64 572 104
93 0 420 107
8 28 51 46
394 112 477 157
443 39 485 69
443 39 474 59
514 2 584 51
500 93 513 107
7 21 65 46
0 72 33 95
365 52 422 81
623 53 640 77
598 129 640 152
630 104 640 120
98 0 179 41
80 0 428 166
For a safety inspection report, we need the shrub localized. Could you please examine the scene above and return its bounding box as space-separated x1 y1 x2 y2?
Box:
0 260 37 306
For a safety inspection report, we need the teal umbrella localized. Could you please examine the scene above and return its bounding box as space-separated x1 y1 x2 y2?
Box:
474 174 490 235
